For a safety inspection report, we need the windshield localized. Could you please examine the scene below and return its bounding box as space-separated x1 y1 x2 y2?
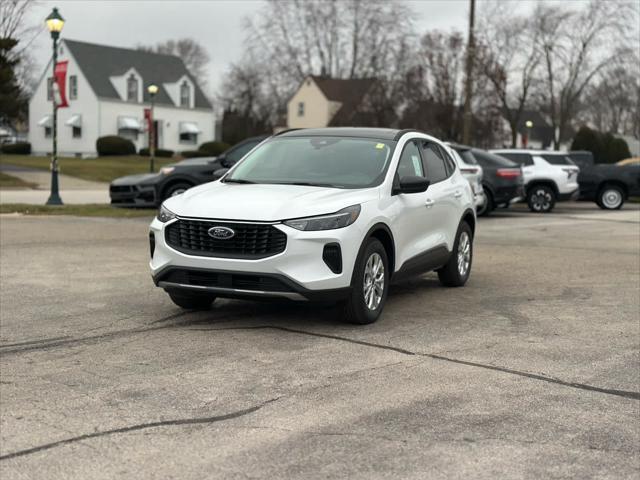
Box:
225 136 396 188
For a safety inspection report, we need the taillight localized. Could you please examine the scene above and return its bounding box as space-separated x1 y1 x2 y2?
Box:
496 168 521 179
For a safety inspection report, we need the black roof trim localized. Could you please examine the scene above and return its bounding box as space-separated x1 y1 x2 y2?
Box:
276 127 401 141
393 129 424 141
274 128 304 136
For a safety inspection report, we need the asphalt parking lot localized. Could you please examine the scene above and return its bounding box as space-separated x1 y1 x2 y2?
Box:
1 203 639 479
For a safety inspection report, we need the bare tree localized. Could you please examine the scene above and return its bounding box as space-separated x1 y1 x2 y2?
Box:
532 0 638 149
0 0 41 95
476 3 541 147
138 38 211 89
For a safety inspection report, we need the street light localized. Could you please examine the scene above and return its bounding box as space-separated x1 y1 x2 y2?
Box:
147 84 158 173
524 120 533 149
45 7 64 205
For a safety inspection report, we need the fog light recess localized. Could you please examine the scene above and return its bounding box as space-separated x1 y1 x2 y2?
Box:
322 243 342 274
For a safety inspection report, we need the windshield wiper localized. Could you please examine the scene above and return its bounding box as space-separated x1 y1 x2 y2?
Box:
223 178 256 184
273 181 338 188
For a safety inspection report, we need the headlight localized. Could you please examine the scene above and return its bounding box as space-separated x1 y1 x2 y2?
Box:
160 167 175 175
283 205 361 231
157 204 177 223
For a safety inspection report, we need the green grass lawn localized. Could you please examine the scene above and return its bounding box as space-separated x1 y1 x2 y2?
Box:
0 154 175 183
0 172 38 189
0 203 156 217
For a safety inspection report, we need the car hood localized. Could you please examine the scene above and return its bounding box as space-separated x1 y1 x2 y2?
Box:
111 173 160 186
164 181 380 221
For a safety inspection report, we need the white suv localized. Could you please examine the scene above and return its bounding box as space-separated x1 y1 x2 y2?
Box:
150 128 476 324
490 149 579 213
447 144 485 212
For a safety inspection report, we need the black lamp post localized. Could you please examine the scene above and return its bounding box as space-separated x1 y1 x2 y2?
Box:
147 84 158 173
45 7 64 205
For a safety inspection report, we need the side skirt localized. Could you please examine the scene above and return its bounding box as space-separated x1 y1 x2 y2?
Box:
391 245 450 284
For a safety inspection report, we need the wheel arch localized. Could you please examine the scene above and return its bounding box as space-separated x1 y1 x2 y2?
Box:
460 208 476 236
160 177 196 199
526 179 559 196
598 180 628 199
352 223 396 283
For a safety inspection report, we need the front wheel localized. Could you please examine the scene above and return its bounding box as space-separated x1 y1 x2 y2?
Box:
527 185 556 213
340 238 389 325
168 291 216 310
162 182 193 201
438 222 473 287
597 185 624 210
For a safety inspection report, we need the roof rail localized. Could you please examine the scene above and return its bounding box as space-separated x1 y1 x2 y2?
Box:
274 128 304 136
393 129 424 141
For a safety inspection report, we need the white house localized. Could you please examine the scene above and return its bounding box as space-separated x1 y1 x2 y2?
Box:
29 39 214 157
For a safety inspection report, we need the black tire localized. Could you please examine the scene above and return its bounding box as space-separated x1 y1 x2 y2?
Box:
438 222 473 287
340 238 389 325
168 291 216 310
527 185 556 213
596 184 624 210
477 187 493 217
162 182 193 200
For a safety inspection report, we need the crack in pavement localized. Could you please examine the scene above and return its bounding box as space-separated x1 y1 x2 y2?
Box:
0 398 280 461
0 310 244 356
192 325 640 401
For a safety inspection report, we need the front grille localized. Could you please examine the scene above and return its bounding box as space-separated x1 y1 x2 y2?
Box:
161 269 294 292
165 219 287 259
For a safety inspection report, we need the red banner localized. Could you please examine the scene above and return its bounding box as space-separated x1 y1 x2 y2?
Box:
53 61 68 108
144 108 152 131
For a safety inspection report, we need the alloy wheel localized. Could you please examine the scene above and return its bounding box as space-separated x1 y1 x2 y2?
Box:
531 188 552 212
457 231 471 276
363 252 385 311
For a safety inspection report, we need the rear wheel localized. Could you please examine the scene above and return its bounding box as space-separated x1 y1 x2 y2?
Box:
438 222 473 287
162 182 193 200
341 238 389 325
597 184 624 210
477 187 493 216
527 185 556 213
168 291 216 310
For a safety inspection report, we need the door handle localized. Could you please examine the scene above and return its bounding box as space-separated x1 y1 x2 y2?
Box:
454 190 462 198
425 199 435 208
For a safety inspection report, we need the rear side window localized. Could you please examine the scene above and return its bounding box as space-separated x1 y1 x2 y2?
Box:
397 140 424 177
421 142 449 183
541 154 575 166
437 145 458 175
473 150 518 168
498 152 533 166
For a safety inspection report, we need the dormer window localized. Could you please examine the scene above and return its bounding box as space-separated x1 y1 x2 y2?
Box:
180 80 190 107
127 74 138 102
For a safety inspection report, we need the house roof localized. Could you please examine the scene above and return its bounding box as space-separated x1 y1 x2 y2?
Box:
63 39 211 109
309 76 377 126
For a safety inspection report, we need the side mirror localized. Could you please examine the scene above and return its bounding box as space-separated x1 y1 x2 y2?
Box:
213 167 230 179
393 176 430 195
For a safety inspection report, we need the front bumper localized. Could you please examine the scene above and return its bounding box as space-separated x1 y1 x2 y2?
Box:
149 216 366 299
110 183 158 207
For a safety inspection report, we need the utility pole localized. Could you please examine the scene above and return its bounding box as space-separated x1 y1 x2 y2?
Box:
462 0 475 145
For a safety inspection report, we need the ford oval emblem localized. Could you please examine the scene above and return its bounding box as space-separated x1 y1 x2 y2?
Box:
208 226 235 240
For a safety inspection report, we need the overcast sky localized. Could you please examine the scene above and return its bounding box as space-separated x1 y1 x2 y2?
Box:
25 0 588 98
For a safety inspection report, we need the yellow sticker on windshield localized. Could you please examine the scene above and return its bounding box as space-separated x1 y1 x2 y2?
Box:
375 143 385 149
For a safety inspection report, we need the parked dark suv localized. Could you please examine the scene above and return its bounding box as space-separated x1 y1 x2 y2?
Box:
450 144 524 216
110 135 267 207
571 151 640 210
